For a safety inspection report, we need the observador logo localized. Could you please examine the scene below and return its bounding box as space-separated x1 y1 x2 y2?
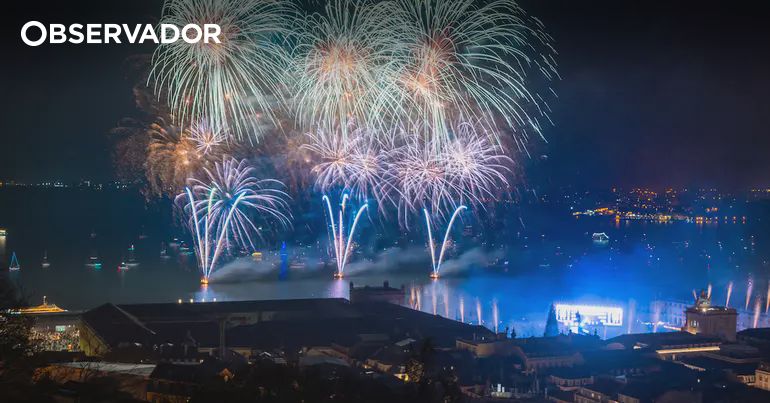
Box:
20 21 222 46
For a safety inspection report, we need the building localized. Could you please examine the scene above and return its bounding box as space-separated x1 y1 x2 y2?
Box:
349 281 405 305
457 333 602 373
79 298 493 360
756 362 770 392
737 328 770 353
547 367 593 391
682 291 737 341
574 378 623 403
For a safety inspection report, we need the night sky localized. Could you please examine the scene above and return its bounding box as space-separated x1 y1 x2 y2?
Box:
2 0 769 189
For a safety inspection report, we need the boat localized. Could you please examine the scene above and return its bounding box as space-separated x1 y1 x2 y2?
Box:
0 228 6 236
86 254 102 269
592 232 610 245
41 250 51 268
14 296 66 314
9 252 20 271
118 261 129 271
125 244 140 267
289 258 306 270
178 242 194 255
160 242 170 259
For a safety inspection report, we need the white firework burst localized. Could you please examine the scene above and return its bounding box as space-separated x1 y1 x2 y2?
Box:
150 0 294 141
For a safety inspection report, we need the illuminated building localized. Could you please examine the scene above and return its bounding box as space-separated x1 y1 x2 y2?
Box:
756 362 770 392
683 290 737 342
554 304 623 331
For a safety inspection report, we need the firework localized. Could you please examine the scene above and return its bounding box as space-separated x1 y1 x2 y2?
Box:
390 134 455 219
150 0 293 141
726 281 733 307
746 276 754 310
179 158 290 283
290 0 403 134
424 206 466 279
754 297 762 328
492 298 499 333
322 194 368 278
304 124 397 206
109 118 149 183
391 121 511 220
476 297 483 325
187 157 291 253
392 0 557 149
443 122 512 205
766 281 770 314
187 119 227 156
146 118 202 197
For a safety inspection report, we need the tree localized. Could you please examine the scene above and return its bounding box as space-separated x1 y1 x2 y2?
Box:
0 273 45 401
544 304 559 337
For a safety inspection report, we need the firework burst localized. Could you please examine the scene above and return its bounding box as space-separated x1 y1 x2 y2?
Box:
392 0 557 149
150 0 293 141
443 122 512 206
389 121 511 221
145 118 203 197
187 157 292 252
304 123 397 206
187 119 227 156
290 0 403 135
179 157 291 282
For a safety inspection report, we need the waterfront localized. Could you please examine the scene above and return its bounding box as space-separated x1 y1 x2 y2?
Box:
3 187 770 339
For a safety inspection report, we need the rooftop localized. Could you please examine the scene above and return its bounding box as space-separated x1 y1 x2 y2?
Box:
81 298 494 353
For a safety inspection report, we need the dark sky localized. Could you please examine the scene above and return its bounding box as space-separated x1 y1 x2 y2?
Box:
2 0 769 189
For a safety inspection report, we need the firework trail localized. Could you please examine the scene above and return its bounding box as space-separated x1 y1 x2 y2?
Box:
707 283 712 300
150 0 293 141
476 297 483 325
652 302 660 333
424 206 466 278
431 285 437 315
726 281 733 307
390 0 557 150
627 299 636 334
754 297 762 328
322 194 368 278
178 157 291 283
492 298 499 333
766 281 770 314
459 296 465 323
746 276 754 310
443 287 450 318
